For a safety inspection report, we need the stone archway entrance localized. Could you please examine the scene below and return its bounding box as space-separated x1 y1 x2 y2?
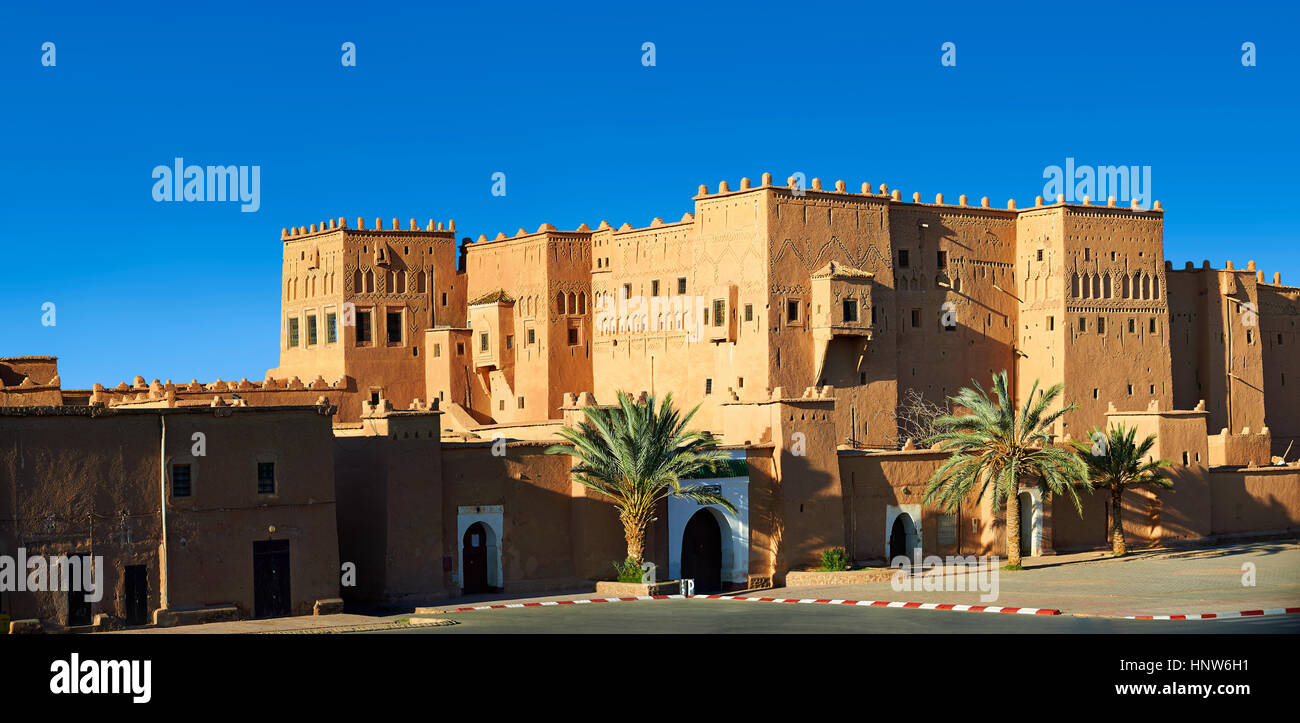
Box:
888 513 918 564
680 509 722 593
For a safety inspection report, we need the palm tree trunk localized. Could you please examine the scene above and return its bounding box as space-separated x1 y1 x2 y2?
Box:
1005 489 1021 567
1110 486 1127 556
621 511 649 566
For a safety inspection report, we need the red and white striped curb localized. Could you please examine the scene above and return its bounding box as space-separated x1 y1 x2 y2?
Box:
434 594 1059 616
702 595 1060 615
1125 606 1300 621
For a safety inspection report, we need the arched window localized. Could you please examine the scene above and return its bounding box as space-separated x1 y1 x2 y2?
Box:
416 270 426 294
578 292 587 315
557 291 565 314
1142 274 1151 299
1152 275 1159 299
396 271 406 294
1092 274 1101 299
1122 274 1130 298
364 269 375 293
567 292 576 315
1103 274 1112 298
1070 273 1080 298
353 269 362 294
1132 272 1141 299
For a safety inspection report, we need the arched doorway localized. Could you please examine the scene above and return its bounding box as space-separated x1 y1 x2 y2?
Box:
680 509 722 593
463 522 490 594
888 513 917 564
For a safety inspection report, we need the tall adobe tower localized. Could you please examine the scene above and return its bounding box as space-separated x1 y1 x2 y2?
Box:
1015 199 1172 440
270 217 466 421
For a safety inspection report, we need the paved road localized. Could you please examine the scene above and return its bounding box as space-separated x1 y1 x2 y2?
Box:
763 541 1300 617
370 599 1300 634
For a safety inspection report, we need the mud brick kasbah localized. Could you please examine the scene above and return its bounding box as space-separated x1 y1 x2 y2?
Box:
3 174 1298 628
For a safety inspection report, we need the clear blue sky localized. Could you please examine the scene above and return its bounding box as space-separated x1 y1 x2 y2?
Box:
1 1 1295 389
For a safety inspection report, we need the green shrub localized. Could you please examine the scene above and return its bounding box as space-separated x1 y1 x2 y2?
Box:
820 547 848 572
613 557 643 583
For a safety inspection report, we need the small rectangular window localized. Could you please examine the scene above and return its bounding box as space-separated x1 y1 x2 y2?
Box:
936 250 947 269
172 464 192 498
705 378 713 395
1079 317 1087 332
843 299 858 323
568 327 579 346
712 299 725 327
787 299 800 323
257 462 275 495
744 304 753 322
1149 318 1157 334
306 314 318 345
288 317 300 347
623 283 632 299
527 328 536 345
1036 249 1043 262
480 332 489 351
1047 316 1055 331
387 311 403 344
898 249 910 269
1097 317 1106 333
356 311 372 344
456 342 465 355
441 293 448 306
911 308 921 328
506 335 513 349
326 312 337 344
433 343 441 358
677 277 687 295
518 396 525 409
651 279 660 297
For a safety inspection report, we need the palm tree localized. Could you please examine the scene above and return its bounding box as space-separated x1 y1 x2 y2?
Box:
1072 424 1172 557
547 391 736 567
923 371 1091 568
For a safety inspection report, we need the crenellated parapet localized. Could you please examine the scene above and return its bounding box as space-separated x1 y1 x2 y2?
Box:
282 217 457 241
